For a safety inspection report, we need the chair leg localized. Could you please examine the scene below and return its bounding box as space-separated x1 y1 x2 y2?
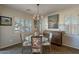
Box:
53 44 55 53
22 46 24 54
49 45 51 53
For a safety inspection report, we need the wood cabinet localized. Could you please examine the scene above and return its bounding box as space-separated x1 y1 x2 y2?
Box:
43 30 63 46
51 31 62 46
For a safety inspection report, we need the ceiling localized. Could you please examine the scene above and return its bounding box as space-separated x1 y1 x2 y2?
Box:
4 4 79 16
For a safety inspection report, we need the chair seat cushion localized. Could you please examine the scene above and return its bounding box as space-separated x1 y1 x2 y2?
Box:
23 41 31 46
32 49 41 53
42 42 50 45
42 37 48 42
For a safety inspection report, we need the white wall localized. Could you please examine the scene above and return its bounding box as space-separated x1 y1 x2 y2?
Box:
60 7 79 49
0 5 32 49
42 7 79 49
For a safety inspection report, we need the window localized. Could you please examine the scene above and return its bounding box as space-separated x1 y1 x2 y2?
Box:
64 16 79 35
14 18 32 32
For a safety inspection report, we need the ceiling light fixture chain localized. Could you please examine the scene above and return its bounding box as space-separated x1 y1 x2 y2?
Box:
37 4 40 20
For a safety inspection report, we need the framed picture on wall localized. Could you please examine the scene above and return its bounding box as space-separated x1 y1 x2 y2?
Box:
48 14 59 29
0 16 12 26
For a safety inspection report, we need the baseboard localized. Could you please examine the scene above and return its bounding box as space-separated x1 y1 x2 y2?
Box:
52 42 79 50
0 42 21 50
62 45 79 50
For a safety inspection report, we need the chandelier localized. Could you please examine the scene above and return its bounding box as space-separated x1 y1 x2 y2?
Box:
33 4 41 36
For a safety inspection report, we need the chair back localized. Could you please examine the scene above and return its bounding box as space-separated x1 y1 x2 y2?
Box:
49 32 52 39
20 32 33 46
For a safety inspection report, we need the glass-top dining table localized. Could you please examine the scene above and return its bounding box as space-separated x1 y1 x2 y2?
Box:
31 34 52 54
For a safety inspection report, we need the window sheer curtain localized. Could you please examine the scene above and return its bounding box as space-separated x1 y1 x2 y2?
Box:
14 18 32 33
64 16 79 35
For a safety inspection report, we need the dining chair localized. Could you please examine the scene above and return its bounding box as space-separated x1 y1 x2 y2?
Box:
20 32 32 53
42 32 53 53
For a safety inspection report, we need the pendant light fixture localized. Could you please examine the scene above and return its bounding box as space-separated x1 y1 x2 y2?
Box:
33 4 40 36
